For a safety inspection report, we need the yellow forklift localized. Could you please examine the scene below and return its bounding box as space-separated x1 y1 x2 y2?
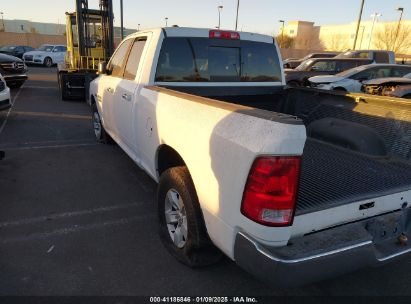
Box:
58 0 117 101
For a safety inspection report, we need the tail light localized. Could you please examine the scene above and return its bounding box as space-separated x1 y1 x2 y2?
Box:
209 30 240 40
241 156 301 227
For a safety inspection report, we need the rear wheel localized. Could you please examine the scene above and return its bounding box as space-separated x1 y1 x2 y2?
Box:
43 57 53 68
158 166 222 267
402 94 411 99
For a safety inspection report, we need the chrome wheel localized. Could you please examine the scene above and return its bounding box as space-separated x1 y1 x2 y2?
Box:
93 111 102 139
165 189 187 248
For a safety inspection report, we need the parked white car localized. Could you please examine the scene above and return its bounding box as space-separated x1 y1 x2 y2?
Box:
309 64 411 92
23 45 67 67
0 73 11 111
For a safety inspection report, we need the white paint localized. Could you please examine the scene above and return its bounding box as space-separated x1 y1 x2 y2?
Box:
90 28 306 259
292 190 411 238
0 82 24 136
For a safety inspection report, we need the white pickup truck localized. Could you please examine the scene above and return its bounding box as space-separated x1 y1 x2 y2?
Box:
89 27 411 286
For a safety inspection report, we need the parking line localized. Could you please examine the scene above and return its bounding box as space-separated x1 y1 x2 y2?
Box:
1 142 99 151
0 83 24 136
21 86 57 90
1 214 156 244
13 111 91 120
0 202 146 228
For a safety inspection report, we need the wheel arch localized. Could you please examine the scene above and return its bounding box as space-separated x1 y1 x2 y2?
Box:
333 87 347 92
156 144 187 179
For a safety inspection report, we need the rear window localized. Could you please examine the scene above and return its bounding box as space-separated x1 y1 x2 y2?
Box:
155 37 282 82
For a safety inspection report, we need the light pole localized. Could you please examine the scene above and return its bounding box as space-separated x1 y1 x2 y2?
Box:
235 0 240 31
0 12 4 32
368 12 381 49
353 0 365 50
217 5 223 29
359 26 365 49
165 17 168 27
395 7 404 50
279 20 285 48
120 0 124 40
137 24 140 31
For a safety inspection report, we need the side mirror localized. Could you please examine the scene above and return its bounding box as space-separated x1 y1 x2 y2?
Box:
98 61 108 75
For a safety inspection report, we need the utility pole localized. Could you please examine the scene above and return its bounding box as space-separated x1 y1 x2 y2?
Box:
368 12 381 49
395 7 404 51
279 20 285 48
235 0 240 31
217 6 223 29
0 12 4 32
353 0 365 50
359 26 365 49
120 0 124 40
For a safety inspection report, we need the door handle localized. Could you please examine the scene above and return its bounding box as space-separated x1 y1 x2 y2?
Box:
107 87 114 94
122 93 132 101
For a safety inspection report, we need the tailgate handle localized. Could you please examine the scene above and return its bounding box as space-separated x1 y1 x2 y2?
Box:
359 202 375 210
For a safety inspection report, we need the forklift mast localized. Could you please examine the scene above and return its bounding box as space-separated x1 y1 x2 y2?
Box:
59 0 118 101
75 0 114 59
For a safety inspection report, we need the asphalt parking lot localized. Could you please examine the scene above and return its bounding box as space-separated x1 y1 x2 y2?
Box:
1 67 411 297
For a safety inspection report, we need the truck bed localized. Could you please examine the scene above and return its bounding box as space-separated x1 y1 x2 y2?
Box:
165 85 411 215
297 138 411 215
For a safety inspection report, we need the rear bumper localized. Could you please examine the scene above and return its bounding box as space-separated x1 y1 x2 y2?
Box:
234 208 411 287
3 74 28 84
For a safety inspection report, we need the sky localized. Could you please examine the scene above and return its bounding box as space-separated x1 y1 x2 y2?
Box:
0 0 410 35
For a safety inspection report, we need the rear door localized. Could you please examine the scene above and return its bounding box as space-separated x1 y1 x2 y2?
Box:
112 36 149 151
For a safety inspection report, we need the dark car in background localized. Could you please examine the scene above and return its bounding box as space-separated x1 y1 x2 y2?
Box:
285 57 373 86
0 53 28 88
0 45 35 59
335 50 395 64
283 52 339 69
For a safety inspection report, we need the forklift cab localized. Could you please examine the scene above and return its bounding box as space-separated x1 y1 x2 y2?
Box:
65 12 108 70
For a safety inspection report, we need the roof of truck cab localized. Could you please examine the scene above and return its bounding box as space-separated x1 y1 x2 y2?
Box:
125 27 275 44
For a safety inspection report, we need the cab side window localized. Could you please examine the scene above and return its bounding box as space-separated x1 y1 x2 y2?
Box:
123 38 147 81
108 39 133 77
54 46 67 52
310 61 336 72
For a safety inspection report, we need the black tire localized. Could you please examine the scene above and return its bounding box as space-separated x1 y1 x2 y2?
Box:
287 80 301 87
91 103 112 144
59 73 69 101
158 166 222 267
333 87 347 92
402 94 411 99
43 57 53 68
